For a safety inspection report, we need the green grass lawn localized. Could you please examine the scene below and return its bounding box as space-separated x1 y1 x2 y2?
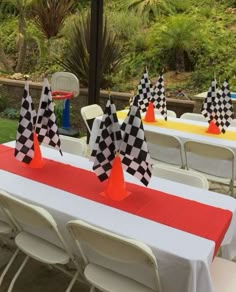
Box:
0 118 18 143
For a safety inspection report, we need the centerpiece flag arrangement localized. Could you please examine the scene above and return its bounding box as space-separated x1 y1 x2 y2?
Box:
136 67 152 113
91 96 152 201
35 78 62 154
15 78 62 168
130 68 168 122
15 81 37 164
201 79 234 134
150 74 167 121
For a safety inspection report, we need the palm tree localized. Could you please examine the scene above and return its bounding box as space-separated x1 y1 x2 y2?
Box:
0 0 34 73
120 0 172 19
159 14 201 72
31 0 74 39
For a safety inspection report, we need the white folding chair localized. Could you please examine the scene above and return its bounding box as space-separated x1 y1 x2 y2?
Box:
60 135 87 156
0 190 81 292
184 140 235 196
180 112 207 122
67 219 163 292
229 119 236 127
0 207 18 288
81 104 104 135
210 257 236 292
152 164 209 189
145 131 185 168
155 109 177 118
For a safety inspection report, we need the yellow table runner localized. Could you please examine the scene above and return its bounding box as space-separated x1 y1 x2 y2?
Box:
117 111 236 142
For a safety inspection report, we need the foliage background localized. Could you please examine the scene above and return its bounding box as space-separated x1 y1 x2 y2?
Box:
0 0 236 94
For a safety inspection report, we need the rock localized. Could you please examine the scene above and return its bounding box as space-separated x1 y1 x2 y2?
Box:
10 73 24 80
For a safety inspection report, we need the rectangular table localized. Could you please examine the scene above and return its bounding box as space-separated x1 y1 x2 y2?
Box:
1 142 236 292
90 110 236 177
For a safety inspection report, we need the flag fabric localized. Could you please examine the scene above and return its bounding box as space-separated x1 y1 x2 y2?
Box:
120 96 152 186
15 81 37 164
129 94 136 107
151 74 167 121
213 80 234 133
136 68 152 113
201 79 217 123
35 78 62 154
91 97 122 181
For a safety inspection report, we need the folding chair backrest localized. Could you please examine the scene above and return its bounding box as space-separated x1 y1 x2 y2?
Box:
60 135 86 156
0 190 69 250
180 112 206 122
81 104 103 134
51 72 79 97
67 220 162 291
145 131 184 167
184 140 234 161
152 164 209 189
184 140 235 195
230 119 236 127
155 109 176 118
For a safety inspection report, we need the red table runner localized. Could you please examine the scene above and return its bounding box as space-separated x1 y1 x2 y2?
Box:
0 144 232 256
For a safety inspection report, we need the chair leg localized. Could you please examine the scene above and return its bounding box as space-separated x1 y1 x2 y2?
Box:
65 270 80 292
7 255 29 292
0 248 20 287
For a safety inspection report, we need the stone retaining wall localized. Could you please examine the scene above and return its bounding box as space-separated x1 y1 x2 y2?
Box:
0 78 195 134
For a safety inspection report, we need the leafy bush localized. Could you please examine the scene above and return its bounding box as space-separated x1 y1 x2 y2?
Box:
56 13 122 88
0 108 20 119
0 94 8 112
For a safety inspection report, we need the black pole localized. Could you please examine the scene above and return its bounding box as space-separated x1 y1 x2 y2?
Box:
88 0 103 105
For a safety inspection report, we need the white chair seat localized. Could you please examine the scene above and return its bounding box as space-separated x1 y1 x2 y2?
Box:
85 263 156 292
211 257 236 292
15 231 70 265
0 221 12 234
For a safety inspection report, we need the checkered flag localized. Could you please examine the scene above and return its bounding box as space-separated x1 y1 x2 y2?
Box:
15 81 37 164
120 97 152 186
213 80 234 133
35 78 62 154
151 74 167 121
137 68 153 113
91 97 122 181
201 79 218 123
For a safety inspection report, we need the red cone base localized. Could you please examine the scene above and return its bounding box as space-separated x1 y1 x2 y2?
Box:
103 156 130 201
144 102 156 122
28 132 45 168
206 120 221 135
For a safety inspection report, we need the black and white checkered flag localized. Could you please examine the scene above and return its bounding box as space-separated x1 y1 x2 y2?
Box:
91 97 122 181
137 68 152 113
151 74 167 121
35 78 62 154
120 97 152 186
213 80 234 133
15 81 37 164
201 79 217 123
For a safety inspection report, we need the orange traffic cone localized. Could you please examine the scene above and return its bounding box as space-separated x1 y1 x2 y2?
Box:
104 155 129 201
28 132 45 168
206 120 221 135
144 102 156 122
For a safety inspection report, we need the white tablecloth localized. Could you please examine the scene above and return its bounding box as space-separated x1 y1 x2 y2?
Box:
1 142 236 292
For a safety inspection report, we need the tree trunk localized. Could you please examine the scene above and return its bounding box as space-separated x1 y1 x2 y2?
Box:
0 45 13 73
16 13 27 73
175 48 185 73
